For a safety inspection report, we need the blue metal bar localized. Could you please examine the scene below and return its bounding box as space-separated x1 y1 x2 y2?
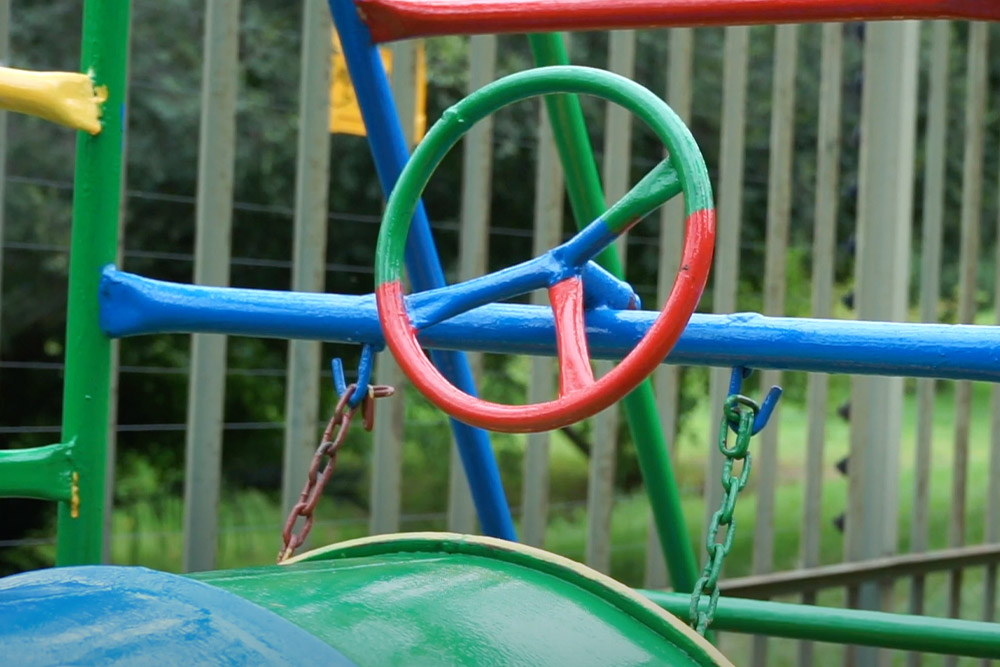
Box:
581 262 640 310
327 0 515 540
102 269 1000 383
408 256 552 330
555 219 618 269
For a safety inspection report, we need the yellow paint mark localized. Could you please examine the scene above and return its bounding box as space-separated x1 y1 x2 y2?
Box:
329 32 426 140
0 66 105 134
70 471 80 518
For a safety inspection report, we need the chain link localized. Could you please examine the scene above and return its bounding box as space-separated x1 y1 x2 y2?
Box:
689 393 760 635
277 383 394 563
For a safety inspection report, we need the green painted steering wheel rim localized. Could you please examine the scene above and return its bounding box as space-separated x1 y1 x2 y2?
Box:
374 65 713 286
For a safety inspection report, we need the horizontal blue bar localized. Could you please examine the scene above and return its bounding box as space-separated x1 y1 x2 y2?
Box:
100 267 1000 382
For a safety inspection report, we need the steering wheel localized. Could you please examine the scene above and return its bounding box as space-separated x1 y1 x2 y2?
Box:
375 66 715 434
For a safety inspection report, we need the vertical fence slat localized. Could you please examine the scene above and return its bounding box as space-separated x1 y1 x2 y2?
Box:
371 354 403 533
0 0 6 401
0 0 6 547
752 23 798 667
458 35 496 283
799 21 842 667
909 23 950 667
282 0 332 532
0 1 6 347
373 39 421 535
106 212 122 563
705 25 750 558
387 41 420 163
647 26 694 590
522 105 564 548
182 0 241 573
985 121 1000 653
601 31 635 206
587 29 635 573
0 0 7 434
105 4 135 562
388 41 418 145
446 35 495 534
847 20 919 666
945 27 988 667
371 41 420 534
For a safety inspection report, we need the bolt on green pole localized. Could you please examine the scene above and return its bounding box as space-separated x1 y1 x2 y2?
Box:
527 33 698 593
55 0 131 566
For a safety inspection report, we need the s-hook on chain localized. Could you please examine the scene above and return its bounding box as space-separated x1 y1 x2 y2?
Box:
278 382 394 563
689 366 781 636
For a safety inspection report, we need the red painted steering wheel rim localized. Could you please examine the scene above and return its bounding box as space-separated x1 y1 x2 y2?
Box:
375 66 715 433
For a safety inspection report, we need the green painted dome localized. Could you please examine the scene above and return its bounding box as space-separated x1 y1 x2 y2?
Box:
194 532 728 666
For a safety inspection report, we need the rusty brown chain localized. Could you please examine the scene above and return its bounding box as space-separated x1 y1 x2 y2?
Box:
278 383 394 563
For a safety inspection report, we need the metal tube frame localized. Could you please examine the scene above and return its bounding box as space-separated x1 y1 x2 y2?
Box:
101 269 1000 384
2 0 998 657
642 590 1000 659
353 0 1000 43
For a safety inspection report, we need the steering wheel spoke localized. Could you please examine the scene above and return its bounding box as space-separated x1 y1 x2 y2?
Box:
557 159 683 270
549 276 595 397
603 158 683 234
407 255 553 330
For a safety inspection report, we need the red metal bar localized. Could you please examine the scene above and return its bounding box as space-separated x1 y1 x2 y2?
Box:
356 0 999 43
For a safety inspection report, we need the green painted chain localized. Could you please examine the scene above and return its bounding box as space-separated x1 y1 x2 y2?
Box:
689 394 761 635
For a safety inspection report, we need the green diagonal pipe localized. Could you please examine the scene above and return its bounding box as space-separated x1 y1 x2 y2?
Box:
528 33 698 593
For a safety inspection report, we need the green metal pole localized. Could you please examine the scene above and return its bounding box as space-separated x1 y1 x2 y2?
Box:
642 590 1000 659
182 0 240 573
55 0 130 566
527 33 698 593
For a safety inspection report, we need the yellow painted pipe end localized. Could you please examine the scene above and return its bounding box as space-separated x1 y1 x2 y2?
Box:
0 66 107 134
